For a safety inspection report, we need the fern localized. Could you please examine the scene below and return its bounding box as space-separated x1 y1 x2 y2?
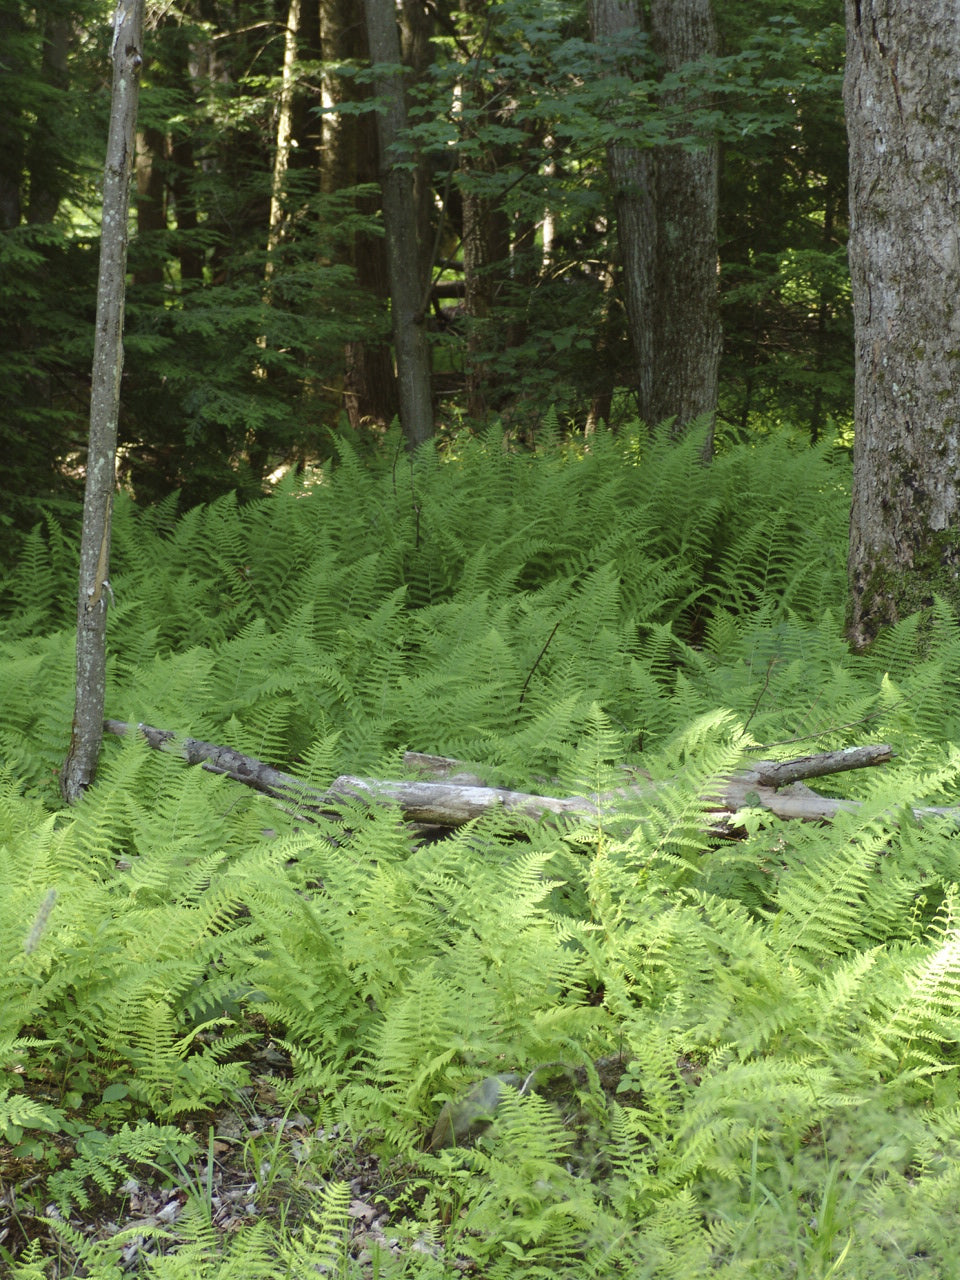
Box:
11 426 960 1273
47 1121 198 1212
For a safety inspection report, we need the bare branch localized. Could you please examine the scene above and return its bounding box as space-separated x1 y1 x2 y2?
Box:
102 721 949 836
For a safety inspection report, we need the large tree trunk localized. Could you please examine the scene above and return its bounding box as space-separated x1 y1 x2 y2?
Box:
363 0 434 447
648 0 720 451
844 0 960 649
60 0 144 804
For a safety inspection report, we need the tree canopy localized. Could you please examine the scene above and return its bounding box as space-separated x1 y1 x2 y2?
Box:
1 0 850 525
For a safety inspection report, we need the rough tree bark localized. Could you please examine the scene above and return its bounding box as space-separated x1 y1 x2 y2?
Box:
60 0 144 804
845 0 960 648
363 0 434 449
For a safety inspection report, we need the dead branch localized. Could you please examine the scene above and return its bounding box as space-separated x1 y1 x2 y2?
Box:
102 720 957 835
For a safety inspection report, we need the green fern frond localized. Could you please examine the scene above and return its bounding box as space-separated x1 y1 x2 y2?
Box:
47 1121 198 1212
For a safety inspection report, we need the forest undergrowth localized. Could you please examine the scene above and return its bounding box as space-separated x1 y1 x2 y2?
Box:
5 423 960 1277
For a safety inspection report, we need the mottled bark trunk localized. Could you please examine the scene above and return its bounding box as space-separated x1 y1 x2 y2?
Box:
61 0 144 803
844 0 960 648
648 0 720 451
363 0 434 448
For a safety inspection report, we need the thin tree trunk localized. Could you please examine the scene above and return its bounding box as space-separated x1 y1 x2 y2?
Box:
265 0 301 281
587 0 655 422
844 0 960 648
324 0 399 429
60 0 144 804
133 125 166 286
363 0 434 448
25 10 70 225
648 0 720 452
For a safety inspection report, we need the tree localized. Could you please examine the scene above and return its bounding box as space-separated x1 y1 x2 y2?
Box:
363 0 434 449
60 0 145 803
587 0 655 420
588 0 720 445
844 0 960 648
322 0 400 431
647 0 721 444
716 1 849 443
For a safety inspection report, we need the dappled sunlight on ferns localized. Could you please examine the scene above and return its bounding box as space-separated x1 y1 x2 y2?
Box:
8 427 960 1273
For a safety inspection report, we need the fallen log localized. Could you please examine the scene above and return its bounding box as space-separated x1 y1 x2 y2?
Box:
103 720 958 834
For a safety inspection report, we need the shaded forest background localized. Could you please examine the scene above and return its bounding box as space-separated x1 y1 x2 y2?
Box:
1 0 848 526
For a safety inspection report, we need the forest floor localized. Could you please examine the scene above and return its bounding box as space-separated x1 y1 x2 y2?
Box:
3 1037 423 1275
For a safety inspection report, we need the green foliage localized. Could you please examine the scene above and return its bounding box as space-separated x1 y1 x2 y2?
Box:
8 430 960 1273
0 0 852 516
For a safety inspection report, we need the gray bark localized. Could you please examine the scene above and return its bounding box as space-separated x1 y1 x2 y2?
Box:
363 0 434 449
845 0 960 648
60 0 144 804
106 722 919 834
648 0 720 451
